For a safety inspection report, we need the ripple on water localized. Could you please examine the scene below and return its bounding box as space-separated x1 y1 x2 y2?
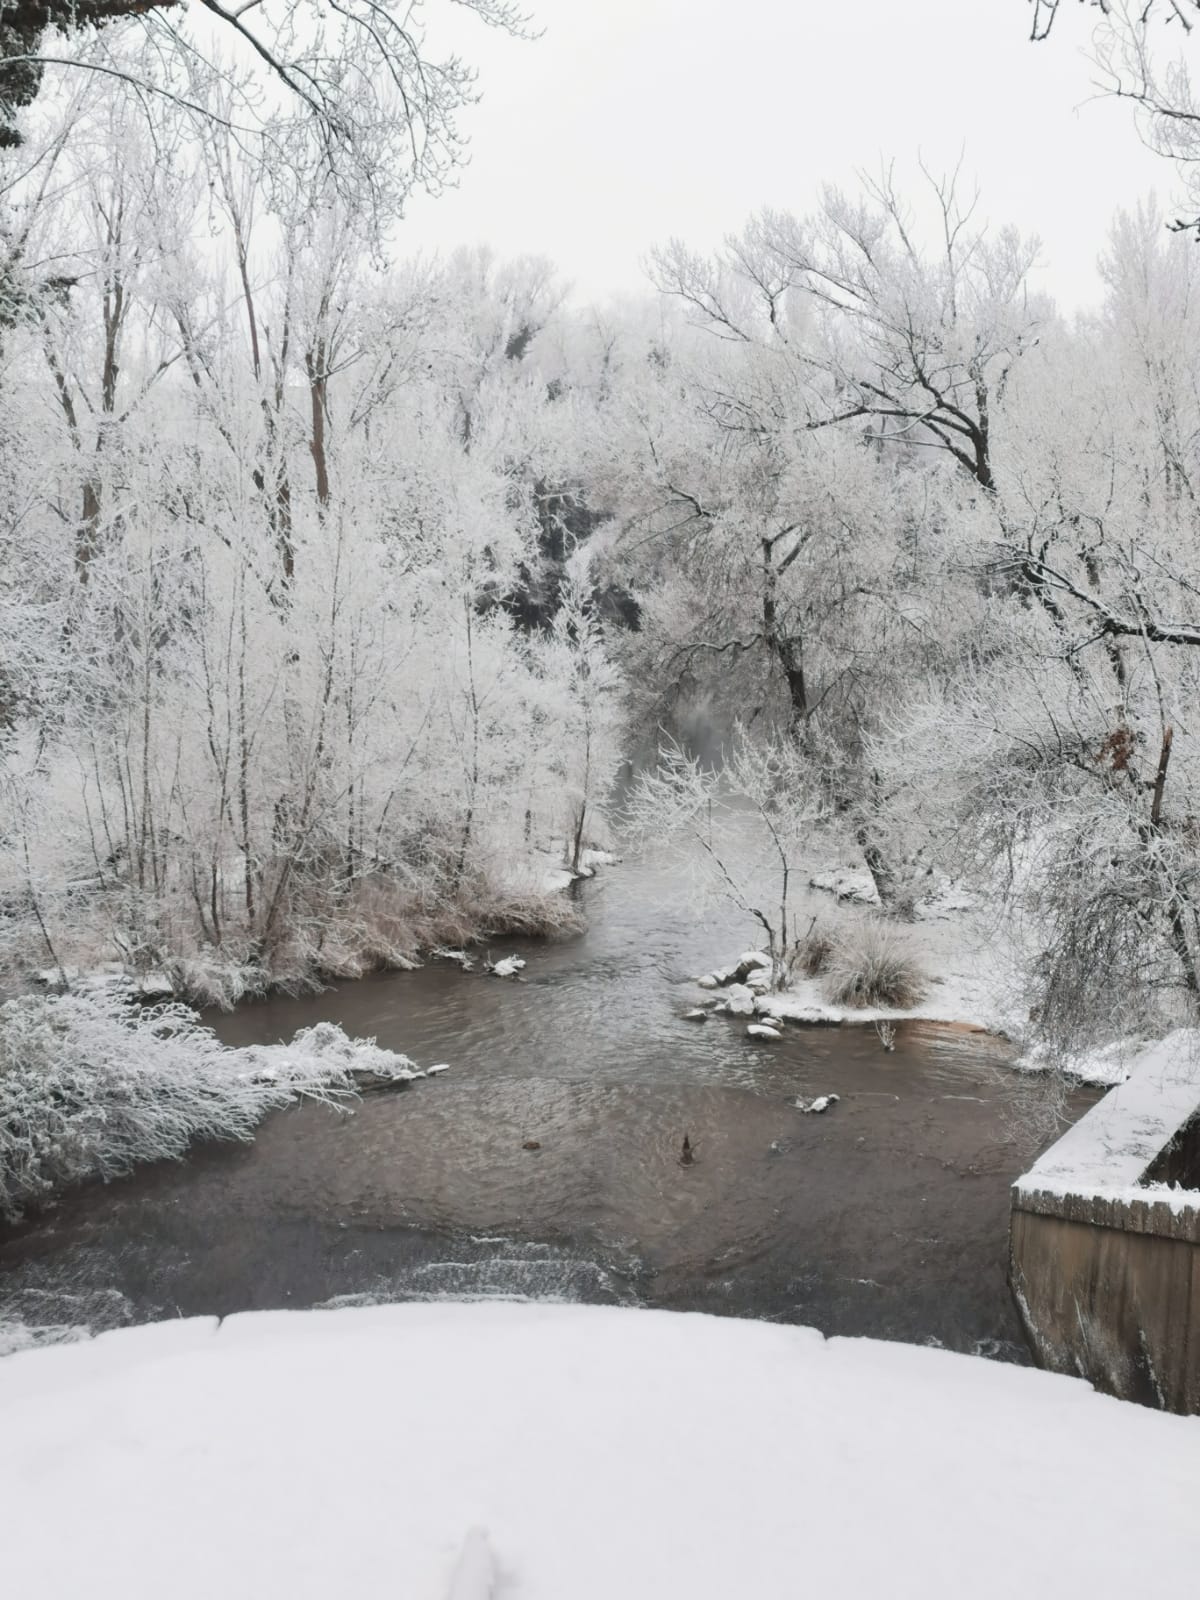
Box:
0 846 1097 1356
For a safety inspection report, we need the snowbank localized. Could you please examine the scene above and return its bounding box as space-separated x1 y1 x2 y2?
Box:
505 843 621 897
1 1302 1195 1599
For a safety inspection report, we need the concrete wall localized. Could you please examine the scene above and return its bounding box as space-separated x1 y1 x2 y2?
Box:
1009 1034 1200 1413
1010 1202 1200 1413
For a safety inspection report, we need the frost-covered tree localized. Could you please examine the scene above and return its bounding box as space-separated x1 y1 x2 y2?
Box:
0 1 534 217
624 733 822 983
531 574 622 871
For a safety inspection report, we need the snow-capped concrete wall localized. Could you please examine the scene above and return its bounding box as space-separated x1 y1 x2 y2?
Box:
1009 1033 1200 1414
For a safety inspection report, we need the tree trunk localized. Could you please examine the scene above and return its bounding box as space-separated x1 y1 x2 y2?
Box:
761 536 807 727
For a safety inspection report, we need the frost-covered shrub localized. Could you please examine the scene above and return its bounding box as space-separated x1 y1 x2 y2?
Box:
0 992 421 1220
824 919 927 1010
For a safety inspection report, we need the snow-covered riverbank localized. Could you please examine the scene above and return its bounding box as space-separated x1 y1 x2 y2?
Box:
0 990 449 1222
2 1301 1195 1599
690 878 1170 1085
694 914 1016 1032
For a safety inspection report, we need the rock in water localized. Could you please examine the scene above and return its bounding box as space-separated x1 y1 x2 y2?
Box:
747 1023 782 1040
723 983 756 1017
796 1094 840 1115
489 956 526 978
682 1009 709 1022
696 974 719 990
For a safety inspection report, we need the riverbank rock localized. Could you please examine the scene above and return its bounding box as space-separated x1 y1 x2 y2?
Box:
796 1094 840 1114
434 948 477 971
719 983 756 1017
696 951 775 993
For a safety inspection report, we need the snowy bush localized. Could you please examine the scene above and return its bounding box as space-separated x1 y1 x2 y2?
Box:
0 991 423 1220
823 920 927 1010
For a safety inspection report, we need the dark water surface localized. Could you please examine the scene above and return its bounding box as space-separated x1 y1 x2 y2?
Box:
0 854 1093 1357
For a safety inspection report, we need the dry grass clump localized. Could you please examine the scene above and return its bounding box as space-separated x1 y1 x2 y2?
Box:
791 916 839 979
15 860 586 1011
823 918 927 1010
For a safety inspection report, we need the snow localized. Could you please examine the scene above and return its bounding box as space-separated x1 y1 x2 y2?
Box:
760 977 995 1031
540 866 576 893
797 1093 839 1114
718 981 756 1016
746 1022 782 1040
0 1318 92 1357
526 844 620 895
446 1528 498 1599
33 964 176 1001
488 955 526 978
696 898 1020 1043
578 848 620 869
809 866 880 904
1015 1030 1200 1221
912 882 978 920
0 993 447 1218
1018 1036 1140 1088
434 948 476 971
2 1301 1196 1599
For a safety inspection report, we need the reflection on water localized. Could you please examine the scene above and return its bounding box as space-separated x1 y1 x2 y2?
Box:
0 847 1093 1359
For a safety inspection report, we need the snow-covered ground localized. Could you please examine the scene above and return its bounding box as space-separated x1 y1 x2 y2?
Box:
696 903 1023 1039
1 1301 1196 1599
504 844 621 896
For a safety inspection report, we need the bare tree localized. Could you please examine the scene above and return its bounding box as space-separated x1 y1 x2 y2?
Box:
0 1 535 214
1032 0 1200 232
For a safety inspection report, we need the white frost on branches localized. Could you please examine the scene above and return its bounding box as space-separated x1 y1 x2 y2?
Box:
0 991 432 1219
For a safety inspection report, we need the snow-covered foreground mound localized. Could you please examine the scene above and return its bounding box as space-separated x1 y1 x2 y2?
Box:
2 1304 1196 1599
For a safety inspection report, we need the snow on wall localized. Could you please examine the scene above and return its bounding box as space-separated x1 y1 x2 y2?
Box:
1014 1029 1200 1227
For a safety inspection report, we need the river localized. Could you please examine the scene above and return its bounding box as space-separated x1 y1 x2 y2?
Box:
0 846 1092 1359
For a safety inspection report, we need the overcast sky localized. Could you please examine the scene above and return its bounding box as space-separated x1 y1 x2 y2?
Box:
401 0 1172 310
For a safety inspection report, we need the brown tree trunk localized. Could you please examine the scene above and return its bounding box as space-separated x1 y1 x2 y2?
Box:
761 536 807 727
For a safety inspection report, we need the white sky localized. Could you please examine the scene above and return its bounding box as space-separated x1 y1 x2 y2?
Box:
402 0 1173 311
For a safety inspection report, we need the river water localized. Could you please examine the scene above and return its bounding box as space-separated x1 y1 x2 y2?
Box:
0 849 1091 1358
